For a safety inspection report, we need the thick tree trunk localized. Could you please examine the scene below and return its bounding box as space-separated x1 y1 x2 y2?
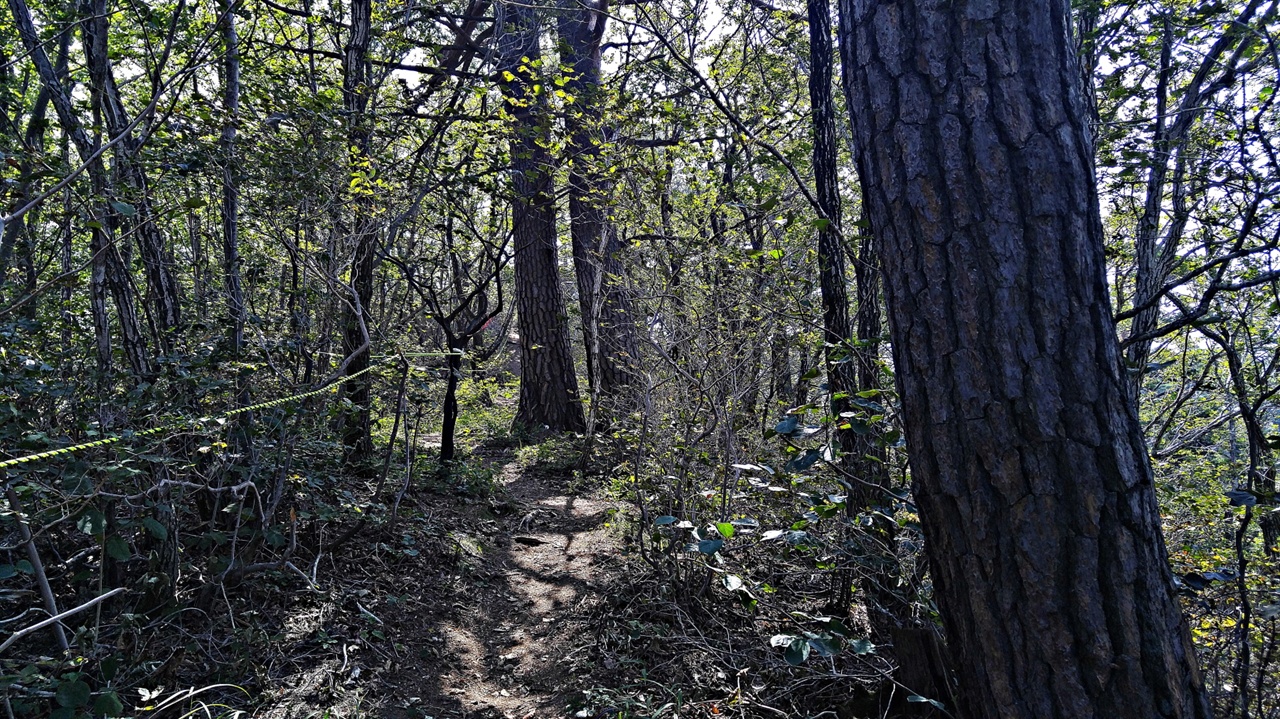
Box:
838 2 1210 717
340 0 377 469
499 0 586 434
559 0 639 417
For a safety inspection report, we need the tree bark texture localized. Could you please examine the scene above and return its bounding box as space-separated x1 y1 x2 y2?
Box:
84 0 184 344
340 0 377 467
559 0 639 413
838 2 1210 717
8 0 152 379
499 0 586 433
806 0 857 468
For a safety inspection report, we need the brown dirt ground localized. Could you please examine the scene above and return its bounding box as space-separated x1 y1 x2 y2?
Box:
257 447 621 719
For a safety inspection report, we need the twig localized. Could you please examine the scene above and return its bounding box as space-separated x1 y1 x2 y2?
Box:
0 587 124 654
4 480 69 652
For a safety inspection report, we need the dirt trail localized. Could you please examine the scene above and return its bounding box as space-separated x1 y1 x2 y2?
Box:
409 462 617 719
259 450 621 719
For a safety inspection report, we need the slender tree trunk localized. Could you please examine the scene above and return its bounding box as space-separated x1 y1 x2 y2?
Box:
806 0 856 467
340 0 377 469
499 0 586 434
1120 0 1268 399
0 30 65 305
440 342 462 463
220 0 251 459
83 0 183 345
838 2 1210 717
8 0 151 379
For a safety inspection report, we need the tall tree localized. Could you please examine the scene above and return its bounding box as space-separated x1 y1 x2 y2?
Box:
559 0 639 419
838 1 1210 717
340 0 378 468
220 0 251 458
83 0 183 345
8 0 153 379
805 0 855 478
1117 0 1273 400
498 0 586 433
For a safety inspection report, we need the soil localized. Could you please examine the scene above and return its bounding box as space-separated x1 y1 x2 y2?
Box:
258 447 621 719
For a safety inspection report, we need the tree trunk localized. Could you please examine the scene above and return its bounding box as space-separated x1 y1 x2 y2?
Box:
221 0 252 459
499 0 586 434
806 0 856 469
440 345 463 463
838 2 1210 717
559 0 638 418
8 0 152 379
83 0 183 345
1119 0 1268 400
340 0 377 469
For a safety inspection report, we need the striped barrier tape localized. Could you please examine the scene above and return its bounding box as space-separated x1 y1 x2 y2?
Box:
0 360 387 470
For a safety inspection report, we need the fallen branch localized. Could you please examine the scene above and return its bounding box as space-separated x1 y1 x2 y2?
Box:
0 587 125 655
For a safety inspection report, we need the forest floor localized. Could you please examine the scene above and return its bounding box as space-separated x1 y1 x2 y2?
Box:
255 440 628 719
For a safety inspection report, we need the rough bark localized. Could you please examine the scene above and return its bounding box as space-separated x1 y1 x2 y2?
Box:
559 0 639 417
806 0 857 468
8 0 152 379
83 0 183 344
499 0 586 433
838 2 1210 717
340 0 377 469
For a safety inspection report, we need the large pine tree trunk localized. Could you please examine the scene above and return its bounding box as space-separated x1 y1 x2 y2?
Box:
838 2 1210 717
499 0 585 433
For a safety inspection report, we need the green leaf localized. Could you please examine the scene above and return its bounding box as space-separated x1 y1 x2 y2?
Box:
93 690 125 717
654 515 678 526
0 564 16 579
110 201 136 217
807 634 842 657
784 637 810 665
774 416 799 435
811 218 830 230
849 638 876 654
695 539 723 555
77 508 105 536
55 680 91 708
183 197 208 209
142 517 168 541
105 535 131 561
715 522 735 539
